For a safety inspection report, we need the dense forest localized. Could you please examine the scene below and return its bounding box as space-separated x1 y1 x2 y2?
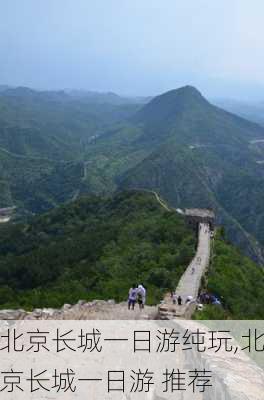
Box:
195 228 264 319
0 191 195 309
0 190 263 319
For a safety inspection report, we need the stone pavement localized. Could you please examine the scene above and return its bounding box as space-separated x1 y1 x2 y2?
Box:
159 222 211 319
0 300 158 320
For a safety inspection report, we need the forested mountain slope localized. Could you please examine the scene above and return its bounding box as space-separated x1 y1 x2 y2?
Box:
115 87 264 261
2 85 264 262
0 87 140 212
0 87 140 160
0 191 263 319
0 191 196 308
196 228 264 319
0 147 85 213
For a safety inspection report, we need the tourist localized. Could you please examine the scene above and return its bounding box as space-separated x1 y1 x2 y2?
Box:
186 295 193 304
172 292 177 305
137 284 146 309
177 295 182 306
198 292 206 303
128 285 137 310
205 293 210 304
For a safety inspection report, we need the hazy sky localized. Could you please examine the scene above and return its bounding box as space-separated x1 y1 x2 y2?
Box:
1 0 264 99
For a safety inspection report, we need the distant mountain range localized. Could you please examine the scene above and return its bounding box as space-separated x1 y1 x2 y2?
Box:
1 85 264 262
0 85 150 105
212 98 264 126
0 86 142 213
65 89 151 105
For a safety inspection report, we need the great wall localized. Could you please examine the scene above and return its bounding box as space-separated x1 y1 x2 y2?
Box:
0 192 214 321
0 194 263 399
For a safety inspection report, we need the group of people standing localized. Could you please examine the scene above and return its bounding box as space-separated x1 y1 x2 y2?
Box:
198 291 221 305
170 292 182 306
171 291 197 305
128 284 146 310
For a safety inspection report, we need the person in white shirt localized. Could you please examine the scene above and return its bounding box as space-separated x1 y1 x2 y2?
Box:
186 295 194 304
137 284 146 309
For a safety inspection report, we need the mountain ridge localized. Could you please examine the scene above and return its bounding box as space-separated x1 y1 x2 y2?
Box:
1 84 264 262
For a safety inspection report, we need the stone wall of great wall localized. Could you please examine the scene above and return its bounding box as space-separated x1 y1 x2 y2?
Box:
171 320 264 400
0 300 157 320
159 222 211 320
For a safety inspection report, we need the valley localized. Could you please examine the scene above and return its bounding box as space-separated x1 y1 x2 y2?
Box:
0 86 264 315
0 85 264 271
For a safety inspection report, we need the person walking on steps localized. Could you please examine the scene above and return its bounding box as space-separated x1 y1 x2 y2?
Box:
177 295 182 306
128 284 137 310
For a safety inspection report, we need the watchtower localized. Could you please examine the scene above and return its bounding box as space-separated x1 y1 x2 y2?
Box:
184 208 215 233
